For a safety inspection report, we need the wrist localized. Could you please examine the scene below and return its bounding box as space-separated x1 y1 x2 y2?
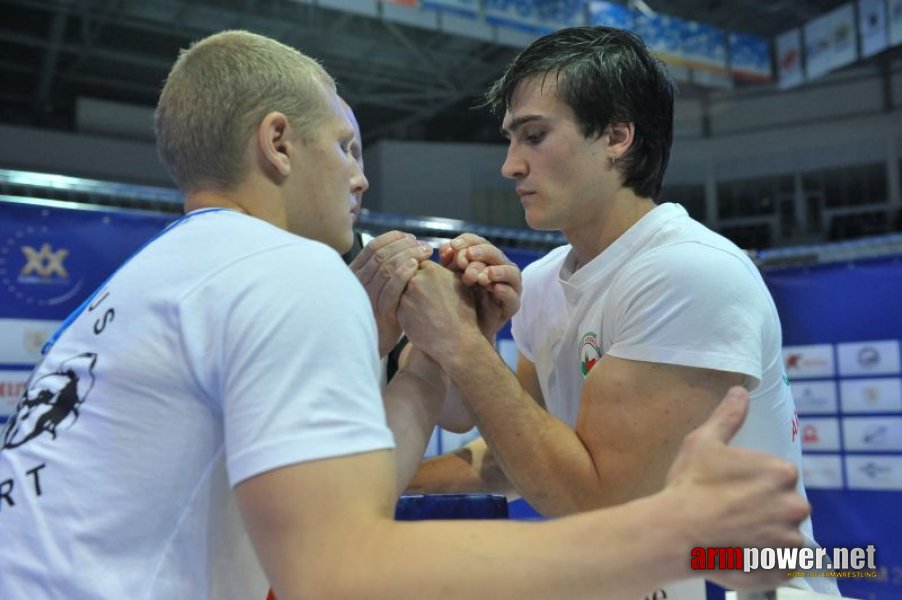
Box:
379 331 403 358
440 331 497 383
404 349 446 396
644 489 697 582
480 327 499 345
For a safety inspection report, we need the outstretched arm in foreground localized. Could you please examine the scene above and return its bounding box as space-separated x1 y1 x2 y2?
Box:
236 387 808 600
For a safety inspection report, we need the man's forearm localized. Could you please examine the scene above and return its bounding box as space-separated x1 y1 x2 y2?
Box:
437 334 608 516
293 492 691 600
406 437 515 496
384 352 446 495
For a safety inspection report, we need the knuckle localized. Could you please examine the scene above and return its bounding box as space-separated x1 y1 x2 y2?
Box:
791 497 811 521
682 428 703 448
779 461 799 486
781 530 805 548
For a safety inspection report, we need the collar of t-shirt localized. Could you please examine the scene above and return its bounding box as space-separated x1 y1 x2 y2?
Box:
557 202 686 307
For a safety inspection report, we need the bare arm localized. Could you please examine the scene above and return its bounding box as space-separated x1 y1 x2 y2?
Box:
383 347 447 495
398 262 744 516
406 436 515 496
516 351 547 410
406 352 544 496
235 389 809 600
570 355 742 507
429 233 524 434
347 232 466 490
237 449 692 600
442 334 740 516
397 341 474 434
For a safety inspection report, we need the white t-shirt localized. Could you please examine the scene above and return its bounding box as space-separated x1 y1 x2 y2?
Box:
512 203 838 598
0 209 395 600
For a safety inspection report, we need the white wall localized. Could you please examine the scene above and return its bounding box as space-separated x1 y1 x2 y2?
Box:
0 123 170 187
366 140 508 219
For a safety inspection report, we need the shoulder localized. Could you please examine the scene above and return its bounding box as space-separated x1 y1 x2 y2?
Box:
622 221 764 296
607 239 771 326
180 213 360 303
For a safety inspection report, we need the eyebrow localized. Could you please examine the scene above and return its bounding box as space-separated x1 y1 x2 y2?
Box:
500 114 545 137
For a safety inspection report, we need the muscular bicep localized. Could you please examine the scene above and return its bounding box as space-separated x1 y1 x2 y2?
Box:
516 352 546 410
576 356 743 507
235 450 397 600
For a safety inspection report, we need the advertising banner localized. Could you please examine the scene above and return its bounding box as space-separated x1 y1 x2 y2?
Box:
421 0 478 17
484 0 584 35
728 32 773 83
586 0 632 30
633 11 681 58
765 256 902 598
890 0 902 46
679 20 727 73
859 0 889 57
804 3 857 80
776 28 804 89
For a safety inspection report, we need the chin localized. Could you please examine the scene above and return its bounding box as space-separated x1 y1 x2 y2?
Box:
334 231 355 254
525 210 555 232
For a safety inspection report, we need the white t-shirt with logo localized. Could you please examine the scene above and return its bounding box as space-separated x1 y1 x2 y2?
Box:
0 209 395 599
511 203 838 598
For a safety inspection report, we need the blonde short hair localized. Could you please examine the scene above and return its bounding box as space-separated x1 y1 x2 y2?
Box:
155 30 335 194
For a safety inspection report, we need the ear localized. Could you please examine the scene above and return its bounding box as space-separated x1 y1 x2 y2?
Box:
606 122 634 162
256 111 293 178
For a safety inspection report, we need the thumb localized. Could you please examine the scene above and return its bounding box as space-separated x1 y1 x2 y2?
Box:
698 386 750 445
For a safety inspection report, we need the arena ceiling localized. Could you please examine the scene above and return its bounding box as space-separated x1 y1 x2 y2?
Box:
0 0 864 145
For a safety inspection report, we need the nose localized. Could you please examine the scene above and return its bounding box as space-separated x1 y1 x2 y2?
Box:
501 144 526 180
351 161 369 196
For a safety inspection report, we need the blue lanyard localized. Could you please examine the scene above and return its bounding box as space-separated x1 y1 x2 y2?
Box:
42 207 230 355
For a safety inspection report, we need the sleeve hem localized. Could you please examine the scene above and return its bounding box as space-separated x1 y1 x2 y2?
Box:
228 429 396 487
605 346 762 390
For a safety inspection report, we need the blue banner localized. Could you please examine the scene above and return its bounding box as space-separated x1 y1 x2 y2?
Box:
421 0 478 17
0 199 175 321
586 0 632 30
729 32 773 82
633 10 680 56
0 199 176 424
679 20 727 72
764 257 902 600
484 0 584 35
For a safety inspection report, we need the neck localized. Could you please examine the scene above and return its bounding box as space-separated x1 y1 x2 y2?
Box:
184 190 249 215
565 189 657 269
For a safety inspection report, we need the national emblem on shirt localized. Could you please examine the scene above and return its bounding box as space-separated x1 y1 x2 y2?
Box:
578 331 602 378
2 353 98 450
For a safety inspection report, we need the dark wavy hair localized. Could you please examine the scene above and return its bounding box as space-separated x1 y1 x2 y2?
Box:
486 26 675 199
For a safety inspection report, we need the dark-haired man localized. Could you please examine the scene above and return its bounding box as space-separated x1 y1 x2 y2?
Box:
403 27 838 598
